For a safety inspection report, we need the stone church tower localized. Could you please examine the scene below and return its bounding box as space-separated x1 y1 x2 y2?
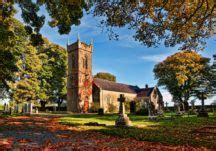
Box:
67 38 93 112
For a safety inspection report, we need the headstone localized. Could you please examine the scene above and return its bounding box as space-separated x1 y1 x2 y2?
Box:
35 108 38 114
15 105 19 113
53 106 56 112
115 94 131 127
22 104 25 113
28 102 33 114
24 103 28 113
3 103 7 113
9 107 12 115
174 102 181 114
6 104 9 113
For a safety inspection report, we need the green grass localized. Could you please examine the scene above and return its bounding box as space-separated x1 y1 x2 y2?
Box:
59 113 216 148
0 105 3 111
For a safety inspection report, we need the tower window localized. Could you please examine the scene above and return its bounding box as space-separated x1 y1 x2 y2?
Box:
83 55 88 69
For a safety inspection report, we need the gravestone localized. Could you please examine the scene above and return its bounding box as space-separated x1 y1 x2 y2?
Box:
3 103 7 113
53 106 56 112
9 106 13 115
28 102 33 114
6 104 9 113
24 103 28 113
35 108 38 114
22 104 25 113
130 101 136 114
15 105 19 113
115 94 131 127
174 102 181 115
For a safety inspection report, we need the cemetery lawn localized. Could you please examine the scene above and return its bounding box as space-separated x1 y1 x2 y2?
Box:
59 113 216 148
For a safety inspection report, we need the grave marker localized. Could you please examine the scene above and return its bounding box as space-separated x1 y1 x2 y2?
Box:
115 94 131 127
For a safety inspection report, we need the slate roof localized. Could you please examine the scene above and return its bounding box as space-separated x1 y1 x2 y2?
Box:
136 87 154 97
93 78 140 94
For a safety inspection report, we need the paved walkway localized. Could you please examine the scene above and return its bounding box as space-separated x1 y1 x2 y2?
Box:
0 116 211 150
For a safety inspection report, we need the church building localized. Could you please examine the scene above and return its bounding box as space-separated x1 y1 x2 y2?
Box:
67 39 164 113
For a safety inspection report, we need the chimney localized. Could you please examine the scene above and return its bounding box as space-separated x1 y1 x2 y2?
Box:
145 84 148 88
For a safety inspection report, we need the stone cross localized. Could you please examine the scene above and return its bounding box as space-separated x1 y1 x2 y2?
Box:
118 94 126 115
115 94 131 127
198 92 208 117
201 93 206 111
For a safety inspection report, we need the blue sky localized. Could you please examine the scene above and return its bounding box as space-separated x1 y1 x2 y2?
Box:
13 6 216 106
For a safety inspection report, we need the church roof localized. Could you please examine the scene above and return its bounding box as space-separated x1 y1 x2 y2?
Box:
93 78 140 94
137 87 154 97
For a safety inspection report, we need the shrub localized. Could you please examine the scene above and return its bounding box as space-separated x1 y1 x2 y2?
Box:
107 103 117 113
136 108 149 115
98 108 104 115
90 102 100 113
130 101 136 114
125 101 130 112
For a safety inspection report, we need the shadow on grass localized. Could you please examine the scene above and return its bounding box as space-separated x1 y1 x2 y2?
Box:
59 114 216 148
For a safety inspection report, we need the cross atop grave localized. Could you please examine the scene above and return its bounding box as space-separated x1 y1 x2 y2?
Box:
115 94 131 127
118 94 126 115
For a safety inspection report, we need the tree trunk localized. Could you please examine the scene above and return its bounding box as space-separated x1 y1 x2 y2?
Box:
57 99 63 111
184 101 189 111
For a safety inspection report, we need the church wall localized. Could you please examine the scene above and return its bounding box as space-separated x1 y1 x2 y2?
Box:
100 90 137 112
150 88 163 111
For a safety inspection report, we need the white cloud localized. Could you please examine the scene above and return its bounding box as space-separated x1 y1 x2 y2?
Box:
161 90 173 106
160 90 216 106
141 54 169 63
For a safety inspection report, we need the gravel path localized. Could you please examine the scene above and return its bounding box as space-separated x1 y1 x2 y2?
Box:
0 116 209 150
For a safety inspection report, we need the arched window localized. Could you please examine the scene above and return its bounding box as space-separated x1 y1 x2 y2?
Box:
83 55 88 69
82 57 85 69
106 95 112 105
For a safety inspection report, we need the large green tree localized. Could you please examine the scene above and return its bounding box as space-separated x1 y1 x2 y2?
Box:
37 39 67 110
94 72 116 82
153 51 213 110
9 45 42 104
0 15 27 98
192 55 216 101
0 16 67 108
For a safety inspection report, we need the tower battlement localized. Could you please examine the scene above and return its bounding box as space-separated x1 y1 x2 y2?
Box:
67 40 93 53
